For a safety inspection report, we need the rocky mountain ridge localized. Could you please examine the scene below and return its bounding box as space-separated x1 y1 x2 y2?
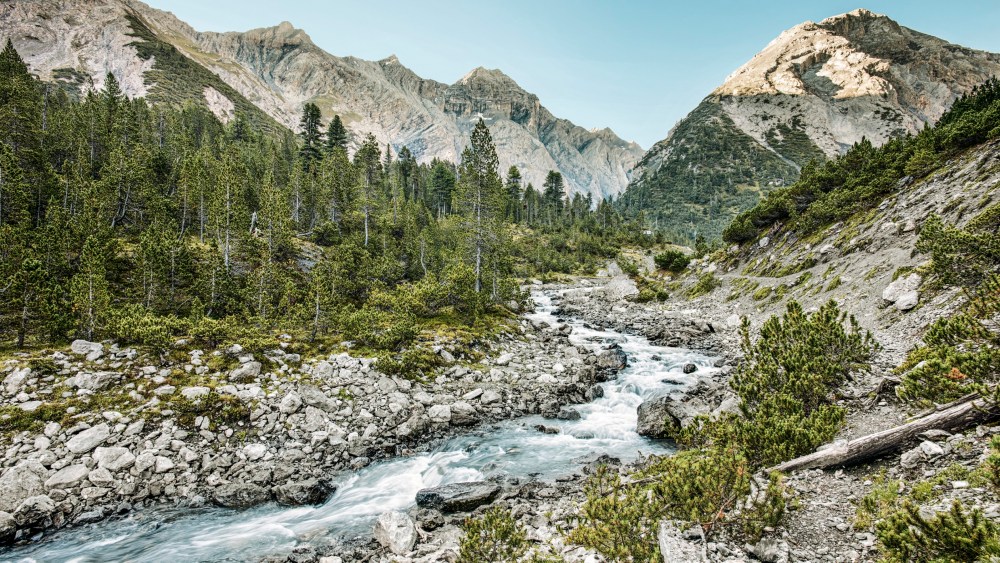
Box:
621 8 1000 242
0 0 643 201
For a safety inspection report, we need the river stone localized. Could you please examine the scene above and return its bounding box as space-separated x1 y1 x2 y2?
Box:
682 363 698 374
45 464 89 489
70 339 104 361
13 495 55 527
374 511 417 555
427 405 451 423
595 346 628 380
273 479 335 506
93 446 134 472
557 406 581 420
0 461 49 512
415 482 501 513
449 401 477 425
658 520 704 562
480 389 501 405
87 467 114 487
154 456 175 474
67 424 110 453
495 353 514 366
299 385 335 412
243 443 267 461
636 394 708 438
0 511 14 544
213 483 271 508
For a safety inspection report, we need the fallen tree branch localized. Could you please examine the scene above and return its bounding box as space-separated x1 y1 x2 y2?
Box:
768 393 999 473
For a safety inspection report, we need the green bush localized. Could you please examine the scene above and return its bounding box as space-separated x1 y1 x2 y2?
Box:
458 506 529 563
376 346 444 380
917 211 1000 288
569 451 786 559
105 305 188 349
654 250 690 273
897 275 1000 405
877 501 1000 562
686 272 721 298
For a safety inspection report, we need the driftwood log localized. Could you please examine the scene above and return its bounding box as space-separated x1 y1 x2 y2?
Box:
769 394 1000 473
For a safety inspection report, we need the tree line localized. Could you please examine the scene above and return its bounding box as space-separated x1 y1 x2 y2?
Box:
0 40 644 354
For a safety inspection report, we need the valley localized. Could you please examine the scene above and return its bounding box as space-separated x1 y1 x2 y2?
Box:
1 2 1000 562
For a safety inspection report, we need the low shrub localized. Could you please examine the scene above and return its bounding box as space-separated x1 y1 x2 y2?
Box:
877 501 1000 562
458 506 528 563
654 250 691 273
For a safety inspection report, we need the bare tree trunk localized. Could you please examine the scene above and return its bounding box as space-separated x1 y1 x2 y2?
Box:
769 394 999 473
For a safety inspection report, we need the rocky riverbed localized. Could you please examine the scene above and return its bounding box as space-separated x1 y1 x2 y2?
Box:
0 289 624 550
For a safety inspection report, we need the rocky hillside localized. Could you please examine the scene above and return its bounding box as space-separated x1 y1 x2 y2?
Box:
621 8 1000 243
0 0 643 200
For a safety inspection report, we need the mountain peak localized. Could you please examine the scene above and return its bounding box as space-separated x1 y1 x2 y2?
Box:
381 54 400 65
459 66 515 85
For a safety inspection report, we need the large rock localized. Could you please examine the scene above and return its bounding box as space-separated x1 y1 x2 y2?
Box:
895 290 919 311
45 464 89 489
212 483 272 508
299 385 336 412
273 479 335 506
594 345 628 380
415 482 501 513
230 361 262 381
882 273 922 305
635 394 708 438
69 371 117 391
657 520 705 562
0 461 49 512
0 511 14 545
66 423 110 454
449 401 477 426
13 495 55 527
93 446 135 472
373 511 417 555
3 367 30 394
427 404 451 424
70 339 104 360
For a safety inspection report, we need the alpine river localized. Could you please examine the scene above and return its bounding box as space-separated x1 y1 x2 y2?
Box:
4 287 718 562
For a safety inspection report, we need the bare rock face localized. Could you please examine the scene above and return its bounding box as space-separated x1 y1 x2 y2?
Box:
624 8 1000 241
1 0 642 202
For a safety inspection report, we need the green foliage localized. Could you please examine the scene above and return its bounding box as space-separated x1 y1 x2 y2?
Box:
877 501 1000 563
724 78 1000 244
897 275 1000 405
686 272 721 298
570 452 786 560
855 471 903 529
619 98 803 244
917 210 1000 287
458 506 529 563
654 250 690 273
104 305 187 350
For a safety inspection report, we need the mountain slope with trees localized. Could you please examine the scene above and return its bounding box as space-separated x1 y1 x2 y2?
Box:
620 9 1000 244
0 0 643 202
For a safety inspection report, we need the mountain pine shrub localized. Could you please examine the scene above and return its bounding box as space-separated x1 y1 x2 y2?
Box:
457 506 529 563
654 250 690 273
876 501 1000 562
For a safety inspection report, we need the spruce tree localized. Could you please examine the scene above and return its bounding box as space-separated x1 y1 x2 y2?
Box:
324 114 348 152
298 102 322 165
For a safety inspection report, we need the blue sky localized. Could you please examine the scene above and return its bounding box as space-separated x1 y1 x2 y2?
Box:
150 0 1000 148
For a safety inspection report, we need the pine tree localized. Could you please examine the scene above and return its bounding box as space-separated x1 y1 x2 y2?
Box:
299 102 323 165
504 166 523 222
324 114 348 153
354 134 382 246
455 120 506 297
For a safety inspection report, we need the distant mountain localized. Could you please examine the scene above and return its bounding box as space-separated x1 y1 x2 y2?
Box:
1 0 643 201
620 8 1000 242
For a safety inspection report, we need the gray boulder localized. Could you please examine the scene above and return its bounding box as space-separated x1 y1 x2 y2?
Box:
13 495 55 527
70 340 104 361
273 479 335 506
230 361 262 381
45 464 89 489
0 461 49 512
0 511 14 545
373 511 417 556
66 423 110 454
450 401 477 426
636 394 709 438
594 346 628 380
93 446 135 472
415 482 501 513
212 483 272 508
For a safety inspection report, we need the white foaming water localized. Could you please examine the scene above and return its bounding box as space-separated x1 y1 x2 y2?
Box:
4 289 716 563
